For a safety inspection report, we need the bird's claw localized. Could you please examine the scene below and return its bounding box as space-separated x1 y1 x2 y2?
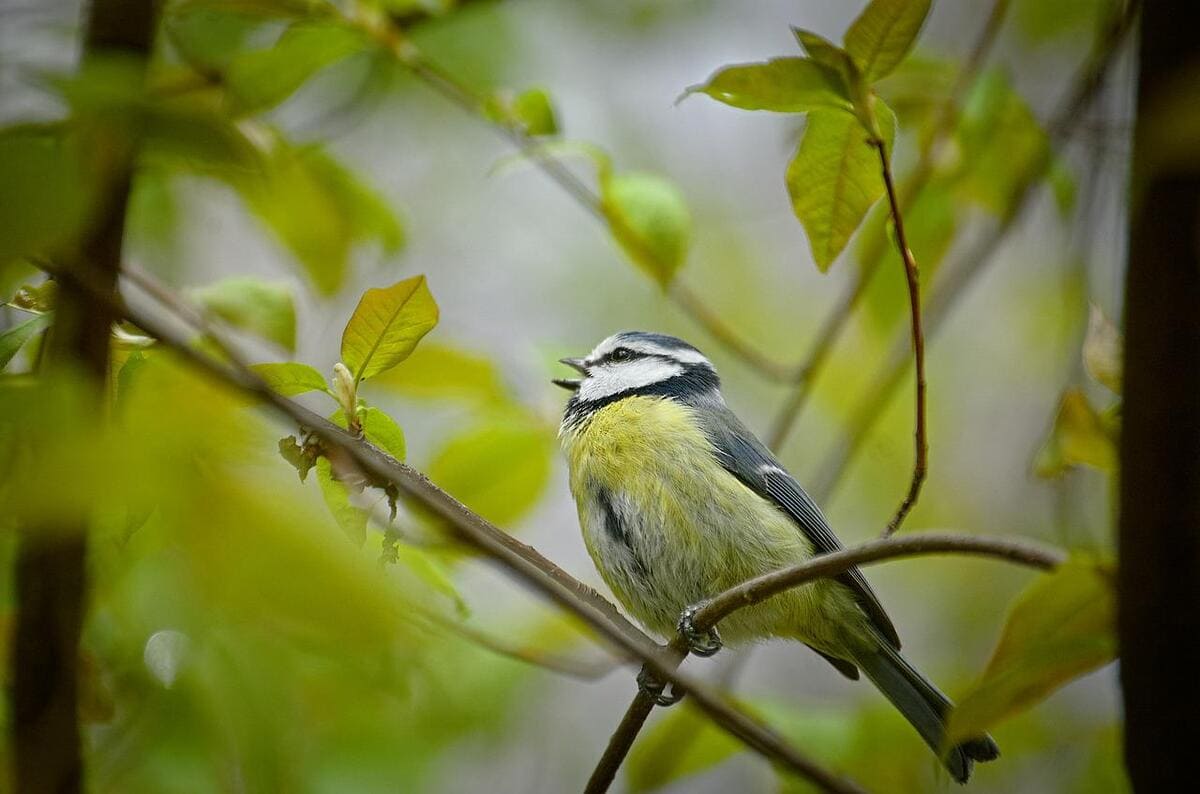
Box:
677 604 722 657
637 667 685 707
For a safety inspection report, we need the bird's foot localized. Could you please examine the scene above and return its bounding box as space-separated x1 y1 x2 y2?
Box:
637 667 685 707
677 604 722 657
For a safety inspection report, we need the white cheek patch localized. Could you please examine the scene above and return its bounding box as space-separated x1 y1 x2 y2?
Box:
578 358 684 401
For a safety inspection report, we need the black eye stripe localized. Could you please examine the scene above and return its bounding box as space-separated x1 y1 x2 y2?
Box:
604 346 643 363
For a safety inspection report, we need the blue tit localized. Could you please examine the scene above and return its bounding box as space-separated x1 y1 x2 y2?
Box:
554 331 998 783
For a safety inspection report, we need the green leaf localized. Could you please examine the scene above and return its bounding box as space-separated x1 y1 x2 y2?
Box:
1083 305 1122 393
189 276 297 352
0 313 52 370
1014 0 1111 44
684 58 851 113
788 103 894 271
601 172 692 288
235 141 404 294
946 558 1117 747
791 28 853 73
392 544 467 616
627 706 742 792
427 415 553 527
0 126 93 269
371 342 508 405
359 405 406 461
513 87 558 136
225 21 368 115
316 455 368 546
843 0 932 83
955 70 1051 216
341 275 439 382
1034 388 1118 477
251 362 330 396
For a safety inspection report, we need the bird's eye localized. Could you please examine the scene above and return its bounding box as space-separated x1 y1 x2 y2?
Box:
610 347 633 362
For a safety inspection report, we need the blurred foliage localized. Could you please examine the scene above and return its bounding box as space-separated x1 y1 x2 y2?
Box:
0 0 1140 790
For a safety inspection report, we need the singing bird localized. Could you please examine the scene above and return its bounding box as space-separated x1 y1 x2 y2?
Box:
554 331 998 783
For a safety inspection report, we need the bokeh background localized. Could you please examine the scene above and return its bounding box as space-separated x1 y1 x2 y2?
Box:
1 0 1131 791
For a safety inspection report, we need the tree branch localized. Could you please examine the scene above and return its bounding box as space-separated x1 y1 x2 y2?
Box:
767 0 1012 451
872 138 927 537
52 263 864 794
810 0 1140 505
11 3 157 793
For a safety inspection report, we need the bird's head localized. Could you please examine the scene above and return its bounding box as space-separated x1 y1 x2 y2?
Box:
554 331 719 408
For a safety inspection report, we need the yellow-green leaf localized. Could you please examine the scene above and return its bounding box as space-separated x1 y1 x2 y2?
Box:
844 0 932 83
788 104 894 271
359 405 406 461
341 275 439 382
0 313 52 370
190 276 296 352
684 58 851 113
510 87 558 136
225 21 366 115
371 342 508 405
392 544 467 616
1034 388 1118 477
792 28 853 74
251 361 330 396
1083 304 1122 393
315 455 368 546
426 415 553 527
946 558 1117 747
627 706 742 792
601 172 691 288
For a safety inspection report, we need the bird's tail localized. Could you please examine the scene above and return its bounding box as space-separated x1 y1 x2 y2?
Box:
855 640 999 784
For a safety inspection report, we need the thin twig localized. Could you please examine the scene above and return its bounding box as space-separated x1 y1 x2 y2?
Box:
810 0 1140 505
873 137 927 538
691 531 1065 632
61 263 864 794
767 0 1012 451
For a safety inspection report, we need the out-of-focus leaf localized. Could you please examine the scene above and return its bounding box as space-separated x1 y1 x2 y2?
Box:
487 87 559 136
165 5 268 73
225 21 368 115
341 275 438 382
426 414 553 527
1014 0 1111 44
251 362 330 396
956 70 1050 216
843 0 932 83
10 280 57 313
873 57 957 140
627 705 742 792
189 276 297 352
371 342 507 405
788 103 894 271
683 58 851 113
0 313 52 370
946 558 1117 747
236 141 404 294
359 405 406 461
0 126 93 269
316 456 368 546
392 545 467 616
1034 388 1118 477
601 172 691 288
172 0 334 20
1083 304 1122 393
1048 158 1077 217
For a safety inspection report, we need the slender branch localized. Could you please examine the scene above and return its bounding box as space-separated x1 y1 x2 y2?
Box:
872 138 927 538
767 0 1012 451
56 263 863 794
691 532 1065 632
810 0 1140 505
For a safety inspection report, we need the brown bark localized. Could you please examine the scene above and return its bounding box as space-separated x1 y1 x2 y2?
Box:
1118 3 1200 790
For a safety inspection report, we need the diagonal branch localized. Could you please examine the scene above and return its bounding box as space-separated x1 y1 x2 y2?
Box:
56 262 865 794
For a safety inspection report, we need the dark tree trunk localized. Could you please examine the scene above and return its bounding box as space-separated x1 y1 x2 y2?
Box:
1118 4 1200 791
9 2 158 792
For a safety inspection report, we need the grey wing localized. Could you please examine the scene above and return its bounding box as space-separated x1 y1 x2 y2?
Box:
699 403 902 650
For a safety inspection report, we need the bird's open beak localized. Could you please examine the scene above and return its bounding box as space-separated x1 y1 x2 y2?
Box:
553 357 588 391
